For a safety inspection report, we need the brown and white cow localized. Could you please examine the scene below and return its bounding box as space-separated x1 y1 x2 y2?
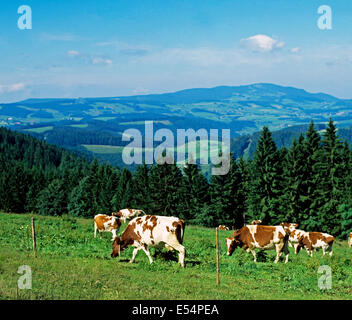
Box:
226 225 289 263
349 233 352 248
218 225 229 231
291 230 335 257
280 222 299 233
111 215 186 267
112 208 145 223
94 214 122 240
251 220 262 225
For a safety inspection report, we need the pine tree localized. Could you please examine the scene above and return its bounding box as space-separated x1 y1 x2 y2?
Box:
318 119 344 235
111 168 132 211
237 157 251 225
247 127 285 225
284 134 306 223
207 156 244 228
300 121 323 230
130 163 152 212
68 176 99 217
148 162 187 218
36 179 67 216
183 162 210 221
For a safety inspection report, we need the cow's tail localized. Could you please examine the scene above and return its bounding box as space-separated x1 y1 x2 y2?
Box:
176 219 185 244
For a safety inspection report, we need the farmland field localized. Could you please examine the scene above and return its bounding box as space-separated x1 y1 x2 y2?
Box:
0 212 351 300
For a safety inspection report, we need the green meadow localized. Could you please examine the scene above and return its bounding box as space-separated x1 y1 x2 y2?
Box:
0 212 351 300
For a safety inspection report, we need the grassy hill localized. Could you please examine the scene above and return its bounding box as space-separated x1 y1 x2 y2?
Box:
1 212 351 300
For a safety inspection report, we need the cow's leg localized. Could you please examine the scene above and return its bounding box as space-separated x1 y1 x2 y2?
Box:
141 245 153 264
322 247 326 256
283 241 289 264
129 247 140 263
94 223 97 238
247 248 256 262
274 244 282 263
307 248 313 257
294 243 299 255
171 243 186 268
111 229 116 241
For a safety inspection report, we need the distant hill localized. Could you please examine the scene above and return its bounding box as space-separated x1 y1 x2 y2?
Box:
1 83 352 169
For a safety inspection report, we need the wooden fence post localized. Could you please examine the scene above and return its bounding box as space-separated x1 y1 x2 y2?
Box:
216 227 219 286
31 217 37 258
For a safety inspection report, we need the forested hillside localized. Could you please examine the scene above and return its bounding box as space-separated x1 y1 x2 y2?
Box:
1 119 352 237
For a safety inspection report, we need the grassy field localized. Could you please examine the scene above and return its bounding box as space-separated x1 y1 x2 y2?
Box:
0 212 351 300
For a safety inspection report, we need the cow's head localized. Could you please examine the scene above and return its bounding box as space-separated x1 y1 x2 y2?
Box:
251 220 262 225
280 222 299 234
111 236 128 258
226 230 242 256
112 211 122 218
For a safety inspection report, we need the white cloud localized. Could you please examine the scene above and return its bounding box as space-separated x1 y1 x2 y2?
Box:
92 57 112 66
240 34 285 52
291 47 300 53
67 50 80 57
0 83 26 94
67 50 112 66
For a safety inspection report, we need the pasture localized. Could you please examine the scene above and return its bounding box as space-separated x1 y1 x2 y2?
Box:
0 212 351 300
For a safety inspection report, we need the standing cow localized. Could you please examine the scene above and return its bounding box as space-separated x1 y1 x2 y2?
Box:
292 230 335 257
111 215 186 267
226 225 290 263
112 209 145 223
349 233 352 248
94 214 122 240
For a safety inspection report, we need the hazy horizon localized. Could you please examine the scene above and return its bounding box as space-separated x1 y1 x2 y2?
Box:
1 1 352 102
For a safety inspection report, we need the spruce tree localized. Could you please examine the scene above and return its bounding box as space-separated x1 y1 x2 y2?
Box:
183 162 210 221
300 121 323 230
36 179 67 216
130 163 152 212
207 156 244 228
148 162 187 218
68 176 99 217
247 126 284 225
284 134 306 223
319 119 344 235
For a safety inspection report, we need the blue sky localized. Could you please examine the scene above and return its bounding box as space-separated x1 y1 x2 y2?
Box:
0 0 351 102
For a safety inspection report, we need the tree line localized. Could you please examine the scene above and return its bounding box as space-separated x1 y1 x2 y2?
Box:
1 119 352 238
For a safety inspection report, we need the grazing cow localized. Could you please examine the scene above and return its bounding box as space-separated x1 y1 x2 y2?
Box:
292 231 335 257
94 214 122 240
349 233 352 248
112 209 145 223
218 225 229 231
111 215 186 267
251 220 262 225
287 228 309 254
280 223 300 248
226 225 289 263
